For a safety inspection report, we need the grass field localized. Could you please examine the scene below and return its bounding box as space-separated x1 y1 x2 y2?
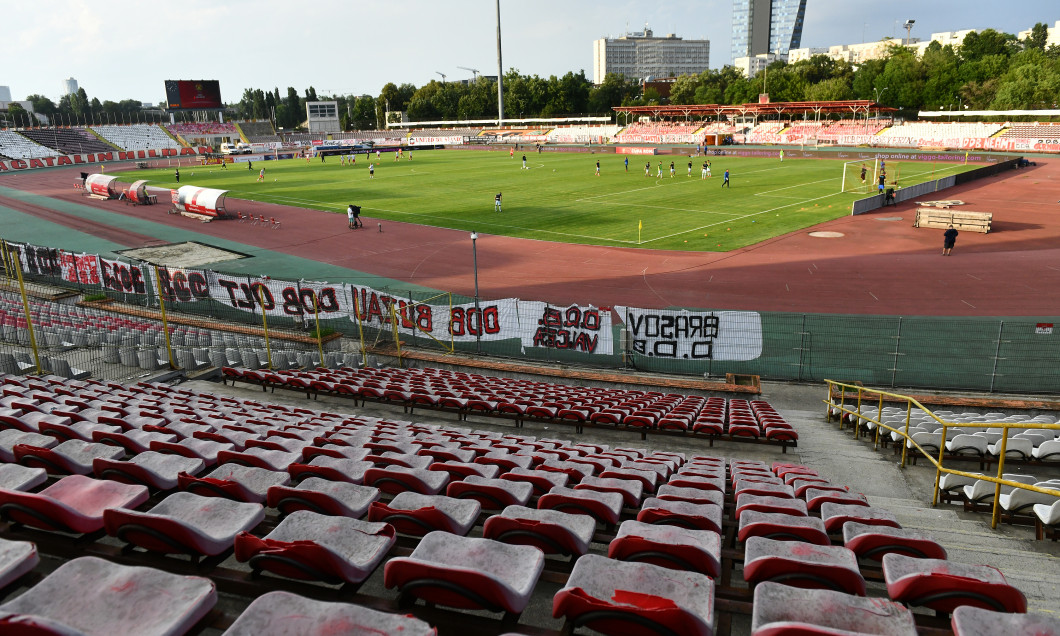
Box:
135 149 974 252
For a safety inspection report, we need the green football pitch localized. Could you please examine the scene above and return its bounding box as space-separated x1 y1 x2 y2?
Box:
137 149 972 252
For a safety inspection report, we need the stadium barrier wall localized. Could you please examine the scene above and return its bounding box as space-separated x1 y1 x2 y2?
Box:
2 237 1058 394
851 157 1021 215
0 147 210 173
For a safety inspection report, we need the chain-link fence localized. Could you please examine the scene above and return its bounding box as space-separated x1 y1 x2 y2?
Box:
2 238 1057 393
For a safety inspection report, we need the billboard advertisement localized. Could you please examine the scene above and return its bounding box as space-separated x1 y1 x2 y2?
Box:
165 80 223 109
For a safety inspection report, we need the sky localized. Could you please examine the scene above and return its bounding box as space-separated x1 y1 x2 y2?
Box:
2 0 1056 105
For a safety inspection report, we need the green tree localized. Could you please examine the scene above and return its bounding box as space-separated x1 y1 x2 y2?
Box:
920 42 961 110
805 77 853 101
7 103 36 127
588 73 636 113
1025 22 1049 51
668 74 701 105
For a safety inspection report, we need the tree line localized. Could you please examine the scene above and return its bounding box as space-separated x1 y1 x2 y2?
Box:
5 23 1056 130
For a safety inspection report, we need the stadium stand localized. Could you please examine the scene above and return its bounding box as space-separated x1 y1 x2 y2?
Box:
875 122 1005 146
17 128 115 155
0 130 63 159
613 121 703 144
408 127 483 139
0 364 1048 633
90 124 183 151
165 121 238 137
998 122 1060 140
544 125 622 144
221 365 799 446
746 122 787 143
238 120 280 144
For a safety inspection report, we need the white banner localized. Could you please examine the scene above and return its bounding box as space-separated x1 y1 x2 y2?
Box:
519 302 613 355
59 252 100 285
409 136 465 146
98 257 150 295
616 307 762 361
349 284 519 343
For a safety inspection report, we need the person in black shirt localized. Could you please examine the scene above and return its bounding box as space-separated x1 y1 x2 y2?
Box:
942 225 958 256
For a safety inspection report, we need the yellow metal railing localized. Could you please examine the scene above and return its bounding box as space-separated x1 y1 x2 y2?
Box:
824 379 1060 529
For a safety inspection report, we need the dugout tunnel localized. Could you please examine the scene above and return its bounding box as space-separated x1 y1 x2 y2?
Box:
124 180 154 205
84 174 119 198
171 185 228 218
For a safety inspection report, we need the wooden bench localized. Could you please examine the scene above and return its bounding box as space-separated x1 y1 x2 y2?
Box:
914 208 992 234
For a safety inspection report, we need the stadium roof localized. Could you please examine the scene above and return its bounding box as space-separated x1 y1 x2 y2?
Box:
614 100 895 119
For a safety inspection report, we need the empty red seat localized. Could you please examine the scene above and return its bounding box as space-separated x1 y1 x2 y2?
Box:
384 531 544 617
553 554 714 636
0 474 148 534
234 511 395 585
882 553 1027 614
447 475 533 510
575 476 644 507
539 486 624 526
821 503 901 534
266 477 380 518
363 465 448 495
223 590 436 636
0 537 38 589
367 491 480 536
0 557 216 635
483 504 596 557
842 522 948 562
608 519 721 579
14 439 124 475
93 451 205 491
950 605 1059 636
178 464 290 504
287 457 372 484
104 491 265 557
638 498 722 533
743 537 866 595
751 581 916 636
738 510 830 546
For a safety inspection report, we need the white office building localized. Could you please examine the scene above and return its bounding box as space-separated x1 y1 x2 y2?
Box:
62 77 78 96
593 27 710 84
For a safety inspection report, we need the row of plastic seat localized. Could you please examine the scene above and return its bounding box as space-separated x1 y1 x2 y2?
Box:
0 372 1053 634
225 365 799 444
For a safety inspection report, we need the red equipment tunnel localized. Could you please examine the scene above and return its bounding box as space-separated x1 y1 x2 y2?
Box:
125 180 151 204
171 185 228 218
84 174 119 198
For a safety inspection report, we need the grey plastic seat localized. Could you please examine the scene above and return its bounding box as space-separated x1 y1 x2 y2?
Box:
0 556 216 635
222 590 435 636
752 581 915 636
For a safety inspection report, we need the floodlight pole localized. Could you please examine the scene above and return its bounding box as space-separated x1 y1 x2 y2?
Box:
496 0 505 126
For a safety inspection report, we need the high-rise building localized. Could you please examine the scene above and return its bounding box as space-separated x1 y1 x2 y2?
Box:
0 86 12 102
731 0 806 64
62 77 78 96
593 26 710 84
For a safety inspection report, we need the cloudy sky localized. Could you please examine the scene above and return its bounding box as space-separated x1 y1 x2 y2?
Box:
3 1 1056 104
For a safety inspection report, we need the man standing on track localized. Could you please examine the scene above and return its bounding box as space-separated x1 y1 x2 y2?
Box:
175 167 180 183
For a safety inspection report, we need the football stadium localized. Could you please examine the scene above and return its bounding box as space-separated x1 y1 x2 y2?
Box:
0 6 1057 636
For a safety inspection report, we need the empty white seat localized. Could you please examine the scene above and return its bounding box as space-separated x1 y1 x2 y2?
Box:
988 437 1034 459
998 480 1060 517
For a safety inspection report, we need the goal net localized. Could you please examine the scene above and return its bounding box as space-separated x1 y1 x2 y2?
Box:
840 158 878 194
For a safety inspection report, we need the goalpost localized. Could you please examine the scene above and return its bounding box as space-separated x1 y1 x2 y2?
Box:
840 158 879 194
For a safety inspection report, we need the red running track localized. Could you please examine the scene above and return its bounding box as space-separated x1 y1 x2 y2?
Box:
6 160 1060 317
